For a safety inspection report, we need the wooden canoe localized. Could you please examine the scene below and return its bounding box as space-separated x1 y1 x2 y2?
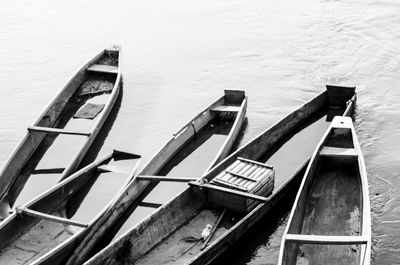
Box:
0 150 141 265
78 85 357 265
278 116 371 265
55 89 246 265
0 46 122 219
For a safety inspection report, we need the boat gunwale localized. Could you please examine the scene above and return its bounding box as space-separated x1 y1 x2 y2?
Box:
278 108 371 264
188 93 358 265
81 86 340 265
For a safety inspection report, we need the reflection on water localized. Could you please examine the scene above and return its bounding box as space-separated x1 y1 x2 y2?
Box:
1 0 400 263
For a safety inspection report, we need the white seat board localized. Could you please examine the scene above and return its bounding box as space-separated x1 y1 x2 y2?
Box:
320 146 357 157
211 105 241 112
87 64 118 74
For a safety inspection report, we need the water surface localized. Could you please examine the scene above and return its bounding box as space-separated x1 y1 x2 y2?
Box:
1 0 399 263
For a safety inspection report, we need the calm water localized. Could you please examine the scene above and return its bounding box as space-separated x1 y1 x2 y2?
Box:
0 0 399 264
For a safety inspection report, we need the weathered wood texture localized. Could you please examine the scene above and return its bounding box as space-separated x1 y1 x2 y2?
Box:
0 150 140 265
0 47 122 218
84 188 207 265
0 153 111 250
65 90 247 265
82 85 356 265
208 158 274 212
278 115 371 265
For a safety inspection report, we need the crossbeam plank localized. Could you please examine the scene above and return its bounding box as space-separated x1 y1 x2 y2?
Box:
189 181 269 202
285 234 368 245
210 105 241 113
138 201 163 208
137 176 198 182
28 126 91 136
212 178 249 192
320 147 357 157
87 64 118 74
16 207 88 228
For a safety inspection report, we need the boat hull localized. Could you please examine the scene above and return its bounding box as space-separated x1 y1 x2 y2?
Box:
82 85 358 265
0 47 122 219
278 116 371 265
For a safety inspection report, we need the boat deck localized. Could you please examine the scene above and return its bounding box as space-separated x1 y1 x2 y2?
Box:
135 208 238 265
294 162 362 265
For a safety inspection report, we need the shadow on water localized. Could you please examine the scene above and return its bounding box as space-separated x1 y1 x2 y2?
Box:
7 78 122 208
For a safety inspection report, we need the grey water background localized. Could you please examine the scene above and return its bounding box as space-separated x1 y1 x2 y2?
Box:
0 0 398 264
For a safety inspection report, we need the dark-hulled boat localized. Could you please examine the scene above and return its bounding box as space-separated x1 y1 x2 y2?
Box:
0 46 122 219
278 116 371 265
76 85 357 265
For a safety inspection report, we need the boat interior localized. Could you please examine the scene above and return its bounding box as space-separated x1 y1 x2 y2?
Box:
4 50 120 213
111 112 240 240
85 87 358 265
99 156 274 265
0 151 138 265
282 122 365 265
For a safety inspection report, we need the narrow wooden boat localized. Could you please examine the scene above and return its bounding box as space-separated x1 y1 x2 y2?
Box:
35 89 246 265
0 46 122 219
0 150 141 265
278 116 371 265
76 85 357 265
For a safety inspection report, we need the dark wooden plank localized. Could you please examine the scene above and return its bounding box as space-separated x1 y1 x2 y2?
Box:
138 201 163 208
137 176 198 182
285 234 368 245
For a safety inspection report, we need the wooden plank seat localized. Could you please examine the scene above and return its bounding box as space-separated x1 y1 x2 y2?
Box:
15 207 88 228
210 105 241 113
86 64 118 74
137 175 198 182
206 157 274 212
319 146 357 157
285 234 368 245
28 126 91 136
211 157 274 192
